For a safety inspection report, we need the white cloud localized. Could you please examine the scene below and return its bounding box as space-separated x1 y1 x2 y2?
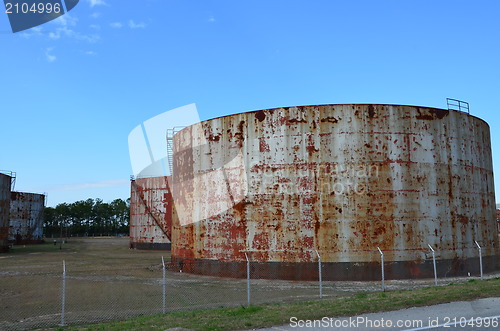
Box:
53 13 78 27
45 14 99 42
53 180 129 192
48 30 61 39
87 0 107 7
48 25 99 42
45 48 56 62
79 34 100 43
20 26 43 38
128 20 146 29
85 51 97 56
208 16 216 23
90 12 102 19
110 22 123 28
89 24 100 30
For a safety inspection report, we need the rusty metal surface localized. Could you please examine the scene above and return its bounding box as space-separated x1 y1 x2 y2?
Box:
9 192 45 244
129 176 173 250
169 256 499 281
0 174 11 252
170 104 499 279
497 209 500 233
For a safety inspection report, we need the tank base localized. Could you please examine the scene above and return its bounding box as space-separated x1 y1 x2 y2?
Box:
170 255 500 281
129 242 171 250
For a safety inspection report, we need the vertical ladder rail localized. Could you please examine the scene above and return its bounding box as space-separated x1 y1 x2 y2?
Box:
166 127 186 176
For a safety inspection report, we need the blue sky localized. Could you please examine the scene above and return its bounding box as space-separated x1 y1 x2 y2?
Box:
1 0 499 207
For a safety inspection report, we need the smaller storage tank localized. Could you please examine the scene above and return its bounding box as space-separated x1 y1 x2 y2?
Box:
130 176 173 250
9 192 45 244
0 173 11 252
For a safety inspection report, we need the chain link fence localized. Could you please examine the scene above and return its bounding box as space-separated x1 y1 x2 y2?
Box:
0 249 495 331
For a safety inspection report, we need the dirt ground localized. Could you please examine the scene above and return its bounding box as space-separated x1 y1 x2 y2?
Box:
0 237 498 330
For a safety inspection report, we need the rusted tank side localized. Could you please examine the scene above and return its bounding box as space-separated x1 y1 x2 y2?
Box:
9 192 45 245
497 209 500 233
171 104 499 280
129 176 173 250
0 174 11 252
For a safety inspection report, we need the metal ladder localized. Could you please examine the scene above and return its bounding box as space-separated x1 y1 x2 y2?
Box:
0 170 16 190
166 127 186 175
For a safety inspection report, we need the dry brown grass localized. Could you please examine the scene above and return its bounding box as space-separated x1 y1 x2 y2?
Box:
1 237 498 330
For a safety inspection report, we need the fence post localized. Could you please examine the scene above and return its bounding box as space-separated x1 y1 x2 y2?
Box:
475 241 483 280
315 250 322 298
377 247 385 292
162 256 166 313
61 260 66 326
428 244 438 286
245 253 250 306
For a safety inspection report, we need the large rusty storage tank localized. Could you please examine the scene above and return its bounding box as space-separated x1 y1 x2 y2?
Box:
171 104 499 280
9 192 45 244
130 176 173 249
0 173 12 252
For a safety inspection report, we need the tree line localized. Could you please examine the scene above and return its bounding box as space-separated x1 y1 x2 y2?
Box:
44 198 130 237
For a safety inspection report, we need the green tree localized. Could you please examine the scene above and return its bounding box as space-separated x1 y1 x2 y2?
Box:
43 198 130 237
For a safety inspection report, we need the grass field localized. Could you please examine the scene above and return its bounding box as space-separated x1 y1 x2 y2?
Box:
58 277 500 331
0 237 498 330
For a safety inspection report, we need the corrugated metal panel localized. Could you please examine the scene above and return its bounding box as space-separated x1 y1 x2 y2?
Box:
170 104 499 279
129 176 173 250
0 174 11 252
9 192 45 244
496 209 500 233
